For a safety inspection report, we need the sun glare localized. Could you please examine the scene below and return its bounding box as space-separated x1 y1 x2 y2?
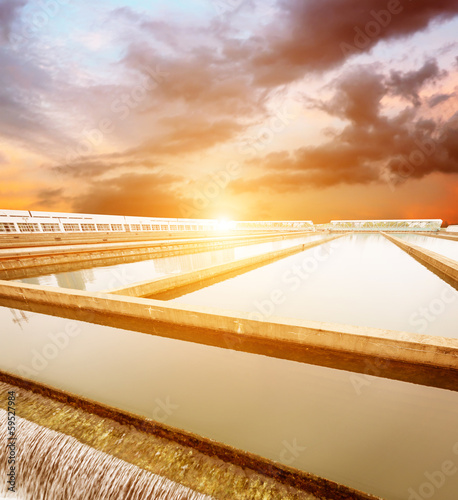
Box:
216 218 236 231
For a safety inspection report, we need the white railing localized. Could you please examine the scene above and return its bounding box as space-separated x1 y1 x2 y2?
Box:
329 219 442 232
0 210 314 234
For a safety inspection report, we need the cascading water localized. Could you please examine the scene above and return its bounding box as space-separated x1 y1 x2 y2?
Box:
0 409 214 500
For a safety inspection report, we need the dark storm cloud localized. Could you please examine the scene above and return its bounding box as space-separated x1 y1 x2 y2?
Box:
320 69 386 124
35 187 65 208
388 59 446 105
0 47 76 159
428 92 456 107
129 116 246 157
53 160 126 179
231 62 458 192
71 172 191 217
2 0 458 168
1 0 458 210
0 0 27 41
53 157 162 179
52 115 245 182
248 0 458 86
110 0 458 163
121 38 268 117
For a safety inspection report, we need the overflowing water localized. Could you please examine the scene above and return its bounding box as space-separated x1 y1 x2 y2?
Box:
395 233 458 262
0 409 213 500
17 235 324 292
170 233 458 338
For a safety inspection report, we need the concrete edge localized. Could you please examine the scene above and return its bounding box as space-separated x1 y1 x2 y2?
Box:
0 232 314 276
0 231 312 260
1 279 458 391
381 232 458 285
106 234 345 297
0 229 290 249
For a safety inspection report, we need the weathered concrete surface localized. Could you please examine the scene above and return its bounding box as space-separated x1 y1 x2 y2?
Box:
0 231 306 260
382 232 458 287
0 231 306 256
0 229 269 249
0 231 313 280
0 230 220 249
1 280 457 391
0 377 378 500
107 234 344 298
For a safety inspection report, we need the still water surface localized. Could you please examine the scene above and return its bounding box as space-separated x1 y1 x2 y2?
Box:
18 235 323 292
1 305 457 500
170 233 458 338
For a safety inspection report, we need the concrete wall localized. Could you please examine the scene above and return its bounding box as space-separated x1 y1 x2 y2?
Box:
382 232 458 287
0 230 217 249
0 229 299 249
107 234 344 297
0 231 313 280
1 279 457 391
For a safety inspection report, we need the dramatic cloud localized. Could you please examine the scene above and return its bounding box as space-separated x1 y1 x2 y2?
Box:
232 62 458 191
53 157 162 179
35 187 65 208
71 172 189 217
388 59 446 105
1 0 458 221
428 92 455 107
247 0 458 86
129 117 246 158
0 0 27 41
249 0 458 86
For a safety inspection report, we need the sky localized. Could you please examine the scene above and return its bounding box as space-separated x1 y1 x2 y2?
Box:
0 0 457 223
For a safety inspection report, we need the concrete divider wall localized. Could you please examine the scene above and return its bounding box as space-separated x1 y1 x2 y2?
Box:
107 234 345 298
0 231 309 260
1 279 457 391
0 230 214 249
0 231 315 279
381 232 458 286
0 229 269 249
